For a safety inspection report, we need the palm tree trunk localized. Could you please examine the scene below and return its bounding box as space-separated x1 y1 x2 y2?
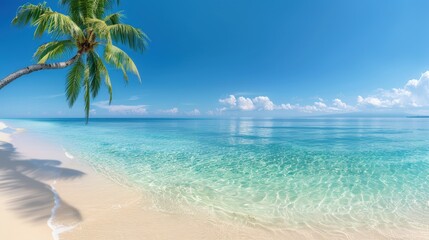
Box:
0 53 81 90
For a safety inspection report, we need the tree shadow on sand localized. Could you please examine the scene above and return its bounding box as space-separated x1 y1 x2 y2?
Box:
0 141 84 224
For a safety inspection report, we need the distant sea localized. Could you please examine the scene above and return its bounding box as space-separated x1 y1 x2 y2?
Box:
5 118 429 236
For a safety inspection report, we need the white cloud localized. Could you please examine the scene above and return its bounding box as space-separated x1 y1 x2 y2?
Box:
331 98 356 111
219 95 236 107
314 101 327 109
300 105 319 113
278 103 295 110
220 95 291 111
219 95 354 113
357 96 386 107
298 99 356 113
187 109 201 115
93 101 147 115
406 79 419 87
253 96 275 110
237 97 255 110
358 71 429 108
332 98 347 109
159 107 179 114
216 71 429 115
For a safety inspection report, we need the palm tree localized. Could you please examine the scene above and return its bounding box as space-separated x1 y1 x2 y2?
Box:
0 0 148 122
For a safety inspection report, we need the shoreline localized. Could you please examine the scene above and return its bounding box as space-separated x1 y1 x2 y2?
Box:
0 121 285 240
1 120 428 240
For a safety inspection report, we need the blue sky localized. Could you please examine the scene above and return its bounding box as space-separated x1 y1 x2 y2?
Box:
2 0 429 118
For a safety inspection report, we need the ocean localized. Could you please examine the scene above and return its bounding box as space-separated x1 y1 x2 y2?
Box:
5 118 429 236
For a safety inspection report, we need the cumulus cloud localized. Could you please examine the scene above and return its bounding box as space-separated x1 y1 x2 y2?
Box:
358 71 429 108
219 95 354 113
93 101 147 114
215 71 429 115
219 95 261 111
332 98 347 109
187 109 201 115
219 95 236 107
314 101 327 109
331 98 356 111
253 96 275 110
311 98 354 112
357 96 386 107
159 107 179 114
278 103 295 110
237 97 255 111
219 95 284 111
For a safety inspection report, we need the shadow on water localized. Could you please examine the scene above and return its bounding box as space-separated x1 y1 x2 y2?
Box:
0 141 84 223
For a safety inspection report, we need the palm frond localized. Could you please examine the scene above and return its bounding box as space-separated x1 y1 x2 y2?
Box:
59 0 82 26
108 24 148 52
34 11 83 38
87 50 110 99
79 0 96 22
12 2 52 26
93 0 120 18
83 64 91 123
59 0 97 27
104 44 141 81
66 57 84 107
33 40 76 63
104 72 113 104
104 11 123 25
86 18 110 41
86 51 101 98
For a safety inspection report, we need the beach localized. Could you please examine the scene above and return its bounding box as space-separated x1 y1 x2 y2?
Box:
1 119 429 240
0 122 285 240
4 0 429 238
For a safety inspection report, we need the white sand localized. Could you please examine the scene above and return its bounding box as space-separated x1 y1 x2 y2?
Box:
0 124 53 239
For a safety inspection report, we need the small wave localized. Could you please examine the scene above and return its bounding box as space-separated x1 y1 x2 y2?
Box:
0 122 20 133
0 122 12 143
65 152 74 159
0 122 24 141
48 182 77 240
62 148 74 159
0 122 7 131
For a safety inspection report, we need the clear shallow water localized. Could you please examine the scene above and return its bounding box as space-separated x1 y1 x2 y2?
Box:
5 118 429 236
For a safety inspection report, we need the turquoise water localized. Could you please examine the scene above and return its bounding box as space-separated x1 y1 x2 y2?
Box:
5 118 429 235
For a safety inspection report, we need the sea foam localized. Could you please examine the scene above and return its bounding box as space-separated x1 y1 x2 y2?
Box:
0 122 7 130
47 181 77 240
64 152 74 159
